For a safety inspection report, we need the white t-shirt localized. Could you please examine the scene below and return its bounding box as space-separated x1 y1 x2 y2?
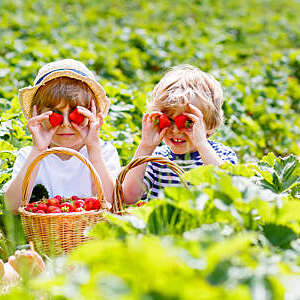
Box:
5 140 121 199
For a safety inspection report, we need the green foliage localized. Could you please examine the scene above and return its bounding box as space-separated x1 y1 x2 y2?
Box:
0 0 300 298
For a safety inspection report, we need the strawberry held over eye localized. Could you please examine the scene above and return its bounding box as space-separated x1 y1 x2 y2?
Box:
174 114 192 130
49 111 63 127
157 114 171 129
69 108 84 125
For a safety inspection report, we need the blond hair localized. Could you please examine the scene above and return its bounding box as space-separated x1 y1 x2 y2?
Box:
149 65 224 131
31 77 97 114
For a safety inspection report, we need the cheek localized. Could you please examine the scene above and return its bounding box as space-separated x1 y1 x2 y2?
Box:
76 126 89 137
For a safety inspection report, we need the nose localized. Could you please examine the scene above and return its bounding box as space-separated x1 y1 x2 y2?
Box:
169 122 180 133
61 111 72 128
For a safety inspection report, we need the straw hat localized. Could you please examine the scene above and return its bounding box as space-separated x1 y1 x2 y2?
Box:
19 59 110 119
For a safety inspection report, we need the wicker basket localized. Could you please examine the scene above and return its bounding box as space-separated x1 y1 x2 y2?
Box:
18 147 111 256
111 155 188 212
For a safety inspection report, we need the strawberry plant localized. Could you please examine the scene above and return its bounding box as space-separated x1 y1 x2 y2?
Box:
0 0 300 298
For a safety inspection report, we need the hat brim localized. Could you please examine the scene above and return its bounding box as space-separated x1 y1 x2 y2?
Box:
19 70 110 119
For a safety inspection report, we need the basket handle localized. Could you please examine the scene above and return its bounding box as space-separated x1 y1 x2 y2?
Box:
21 147 106 209
112 155 188 213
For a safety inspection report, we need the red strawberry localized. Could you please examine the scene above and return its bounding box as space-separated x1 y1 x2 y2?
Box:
137 201 146 207
26 203 38 212
74 199 85 208
54 195 62 201
174 114 192 129
157 114 171 129
36 210 46 214
69 108 84 125
60 202 74 212
25 203 38 212
71 195 80 201
47 206 61 213
49 111 63 127
84 198 100 211
47 198 60 207
37 203 48 212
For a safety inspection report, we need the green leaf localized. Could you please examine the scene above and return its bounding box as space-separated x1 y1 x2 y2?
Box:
184 165 217 185
262 223 298 249
219 162 256 177
261 152 277 167
204 233 256 275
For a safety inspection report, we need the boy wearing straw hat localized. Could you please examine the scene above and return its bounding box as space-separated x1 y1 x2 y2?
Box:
4 59 120 212
122 65 238 203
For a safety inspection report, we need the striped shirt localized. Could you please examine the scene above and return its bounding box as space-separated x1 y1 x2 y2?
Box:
142 140 238 201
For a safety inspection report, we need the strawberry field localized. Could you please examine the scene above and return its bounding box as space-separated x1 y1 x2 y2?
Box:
0 0 300 299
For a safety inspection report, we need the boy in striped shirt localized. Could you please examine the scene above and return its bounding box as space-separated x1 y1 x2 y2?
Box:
122 65 238 203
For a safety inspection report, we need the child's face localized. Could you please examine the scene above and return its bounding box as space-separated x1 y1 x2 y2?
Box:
40 104 89 150
161 106 207 155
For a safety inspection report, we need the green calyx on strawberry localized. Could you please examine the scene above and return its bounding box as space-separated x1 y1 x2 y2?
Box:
49 110 64 127
60 202 74 212
69 108 84 125
174 114 192 129
156 114 171 129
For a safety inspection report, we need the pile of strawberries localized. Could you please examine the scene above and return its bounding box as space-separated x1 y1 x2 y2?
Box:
25 195 101 214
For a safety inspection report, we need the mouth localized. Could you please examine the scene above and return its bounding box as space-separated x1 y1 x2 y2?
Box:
170 137 186 145
56 133 74 136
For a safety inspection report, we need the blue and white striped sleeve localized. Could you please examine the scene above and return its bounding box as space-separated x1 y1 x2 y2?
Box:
220 146 238 164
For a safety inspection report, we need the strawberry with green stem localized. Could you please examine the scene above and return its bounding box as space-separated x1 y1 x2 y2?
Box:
69 108 84 125
174 114 193 130
49 110 63 127
154 114 171 129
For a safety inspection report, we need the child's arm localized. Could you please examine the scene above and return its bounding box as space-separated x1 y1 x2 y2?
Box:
122 113 168 204
5 108 57 213
183 104 227 166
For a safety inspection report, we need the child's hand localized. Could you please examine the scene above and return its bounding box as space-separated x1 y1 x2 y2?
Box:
181 104 208 148
140 112 168 151
8 249 45 278
27 106 58 152
71 100 103 149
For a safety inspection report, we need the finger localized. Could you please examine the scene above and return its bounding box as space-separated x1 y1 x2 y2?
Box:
49 125 60 135
182 112 200 122
187 104 203 117
31 111 53 122
149 112 162 123
159 127 168 139
90 99 97 115
148 111 162 121
33 105 38 117
142 113 150 124
97 113 104 127
77 107 95 121
70 121 81 132
8 255 16 266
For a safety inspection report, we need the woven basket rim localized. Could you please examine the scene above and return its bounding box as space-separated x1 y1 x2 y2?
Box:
18 206 107 216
